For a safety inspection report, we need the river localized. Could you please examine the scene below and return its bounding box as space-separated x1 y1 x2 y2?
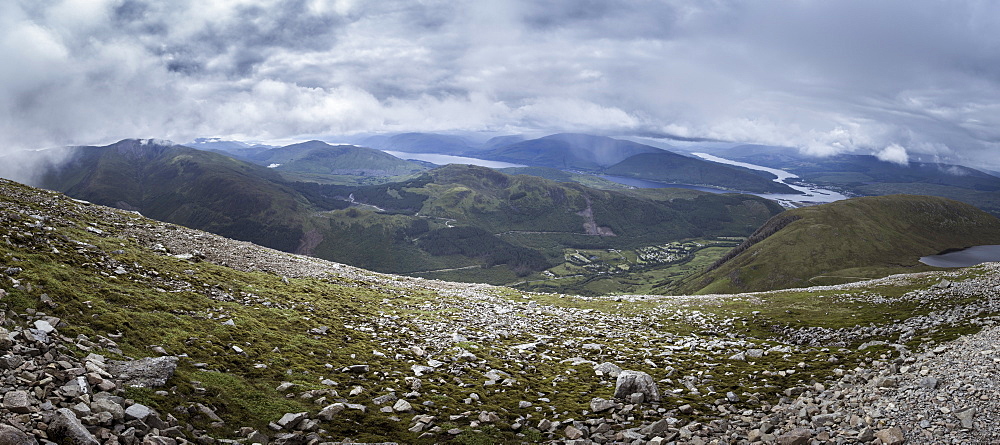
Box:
691 153 848 206
382 149 847 207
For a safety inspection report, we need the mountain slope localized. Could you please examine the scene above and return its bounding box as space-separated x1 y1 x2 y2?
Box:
28 141 783 290
37 139 312 252
681 194 1000 294
478 133 663 170
362 132 480 154
241 140 427 183
604 152 800 194
2 177 999 444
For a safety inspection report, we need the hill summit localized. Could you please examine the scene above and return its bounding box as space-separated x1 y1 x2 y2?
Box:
681 194 1000 294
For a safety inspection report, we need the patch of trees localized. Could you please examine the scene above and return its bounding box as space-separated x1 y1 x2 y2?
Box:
418 226 550 276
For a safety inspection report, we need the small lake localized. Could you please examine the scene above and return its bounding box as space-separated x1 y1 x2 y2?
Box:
919 245 1000 267
382 151 526 169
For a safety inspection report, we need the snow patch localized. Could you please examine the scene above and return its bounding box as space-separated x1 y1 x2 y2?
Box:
267 163 282 168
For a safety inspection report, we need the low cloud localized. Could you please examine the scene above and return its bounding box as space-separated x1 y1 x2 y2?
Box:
876 144 910 165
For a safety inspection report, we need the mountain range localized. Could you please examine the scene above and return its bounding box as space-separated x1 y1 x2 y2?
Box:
26 139 786 294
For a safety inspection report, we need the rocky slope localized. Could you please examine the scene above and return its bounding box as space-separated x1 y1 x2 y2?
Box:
1 178 998 444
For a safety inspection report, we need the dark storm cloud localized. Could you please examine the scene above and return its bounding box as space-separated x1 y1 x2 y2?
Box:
1 0 999 170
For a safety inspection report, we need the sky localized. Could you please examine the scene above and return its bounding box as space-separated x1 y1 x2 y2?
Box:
3 0 1000 170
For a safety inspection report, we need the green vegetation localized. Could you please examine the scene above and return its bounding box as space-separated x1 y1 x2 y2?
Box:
2 178 996 443
680 194 1000 294
32 141 783 289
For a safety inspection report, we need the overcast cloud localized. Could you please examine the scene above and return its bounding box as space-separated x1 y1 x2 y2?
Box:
2 0 1000 169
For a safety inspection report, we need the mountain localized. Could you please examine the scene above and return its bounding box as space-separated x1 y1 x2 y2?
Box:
680 194 1000 294
361 132 480 155
25 140 783 292
690 146 1000 216
37 139 313 252
2 175 998 444
184 137 274 158
477 133 664 170
237 140 428 183
604 152 800 194
292 164 785 285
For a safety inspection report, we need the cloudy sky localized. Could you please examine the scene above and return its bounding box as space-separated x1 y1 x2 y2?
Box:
3 0 1000 168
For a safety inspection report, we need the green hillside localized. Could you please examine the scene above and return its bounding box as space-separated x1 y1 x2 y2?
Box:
296 165 784 292
680 194 1000 294
33 142 784 293
39 139 312 252
605 152 799 194
239 140 427 185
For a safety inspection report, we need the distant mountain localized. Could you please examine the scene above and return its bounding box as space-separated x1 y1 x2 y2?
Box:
37 139 312 252
483 134 526 149
238 140 427 183
361 132 480 155
604 152 800 194
760 154 1000 191
679 194 1000 294
477 133 663 170
184 137 274 158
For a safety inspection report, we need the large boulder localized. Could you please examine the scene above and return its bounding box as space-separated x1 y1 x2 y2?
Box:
613 370 661 402
107 356 178 388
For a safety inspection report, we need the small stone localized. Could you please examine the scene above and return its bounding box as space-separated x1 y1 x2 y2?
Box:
564 425 584 440
49 408 100 445
594 362 622 378
318 403 345 421
0 424 37 445
955 407 976 429
276 412 308 429
746 349 765 358
919 376 938 389
392 399 412 412
628 392 645 404
875 427 904 445
3 390 31 414
590 397 615 413
776 428 812 445
125 403 153 421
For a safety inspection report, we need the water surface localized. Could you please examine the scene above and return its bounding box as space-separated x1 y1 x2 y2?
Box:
919 245 1000 267
382 151 525 169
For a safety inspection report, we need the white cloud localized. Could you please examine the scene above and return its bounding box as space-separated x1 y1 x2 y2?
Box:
876 143 910 165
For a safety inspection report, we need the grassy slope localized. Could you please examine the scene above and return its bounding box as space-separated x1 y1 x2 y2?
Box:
3 178 997 444
682 194 1000 294
40 140 312 252
36 144 784 289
